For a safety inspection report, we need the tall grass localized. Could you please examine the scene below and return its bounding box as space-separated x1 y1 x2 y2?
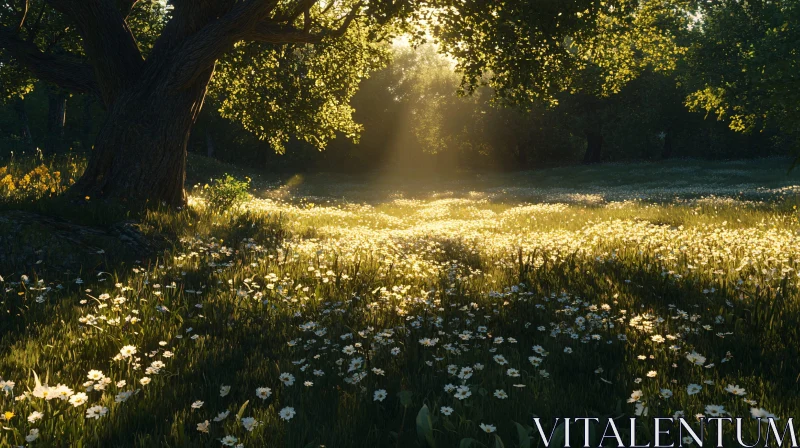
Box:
1 155 799 447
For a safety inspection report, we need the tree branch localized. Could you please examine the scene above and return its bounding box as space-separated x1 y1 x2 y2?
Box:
0 26 99 96
247 1 363 44
44 0 144 106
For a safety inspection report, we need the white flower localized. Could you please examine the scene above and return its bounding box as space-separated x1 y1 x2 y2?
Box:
191 400 204 409
85 405 108 419
687 384 702 395
27 411 44 423
214 410 230 422
220 385 231 397
705 405 726 417
373 389 387 402
197 420 210 433
69 392 88 407
241 416 260 432
256 387 272 400
480 423 496 433
220 435 238 446
279 373 295 386
750 408 778 420
139 377 151 386
26 428 40 442
279 406 296 421
494 389 508 399
724 384 746 396
440 406 454 416
119 345 137 358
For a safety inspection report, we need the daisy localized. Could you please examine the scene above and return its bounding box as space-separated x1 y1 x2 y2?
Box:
69 392 88 407
480 423 496 433
494 389 508 399
373 389 388 402
440 406 454 416
256 387 272 400
85 405 108 419
279 406 296 421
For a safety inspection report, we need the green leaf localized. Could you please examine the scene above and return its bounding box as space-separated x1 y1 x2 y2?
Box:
550 422 566 448
459 438 481 448
416 404 436 447
494 434 506 448
514 421 531 448
398 390 413 408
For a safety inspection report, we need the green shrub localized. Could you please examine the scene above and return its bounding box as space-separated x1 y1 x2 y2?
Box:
202 173 251 211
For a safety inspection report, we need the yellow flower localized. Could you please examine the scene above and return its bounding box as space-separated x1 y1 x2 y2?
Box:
3 411 14 421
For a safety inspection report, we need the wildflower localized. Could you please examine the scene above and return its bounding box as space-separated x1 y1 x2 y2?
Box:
704 405 726 417
279 406 296 421
220 435 238 446
480 423 496 433
69 393 89 407
256 387 272 400
241 416 260 432
724 384 746 396
750 408 777 419
191 400 204 409
687 384 702 395
493 355 508 365
494 389 508 399
660 389 673 399
214 410 230 422
373 389 388 402
279 373 295 386
197 420 210 433
646 370 657 378
26 429 40 442
686 351 706 366
28 411 44 423
628 390 644 403
220 385 231 397
140 377 151 386
440 406 454 416
85 405 108 419
119 345 137 358
87 370 105 381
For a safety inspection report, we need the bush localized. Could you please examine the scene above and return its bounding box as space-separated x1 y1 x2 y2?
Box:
202 173 251 211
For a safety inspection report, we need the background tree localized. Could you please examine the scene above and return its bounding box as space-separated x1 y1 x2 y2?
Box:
685 0 800 159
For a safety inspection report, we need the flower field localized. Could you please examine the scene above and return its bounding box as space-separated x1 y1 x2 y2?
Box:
1 157 800 447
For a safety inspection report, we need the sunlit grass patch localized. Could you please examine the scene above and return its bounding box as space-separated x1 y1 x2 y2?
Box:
1 156 800 447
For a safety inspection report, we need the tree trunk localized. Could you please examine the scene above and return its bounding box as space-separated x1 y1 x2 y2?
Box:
13 98 34 148
582 130 603 165
45 89 68 153
205 129 215 158
72 60 214 207
82 95 95 149
661 130 673 159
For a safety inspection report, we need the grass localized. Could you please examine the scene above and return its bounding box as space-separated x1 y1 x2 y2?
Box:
1 155 800 447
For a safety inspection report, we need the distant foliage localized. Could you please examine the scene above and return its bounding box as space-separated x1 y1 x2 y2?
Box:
202 174 251 212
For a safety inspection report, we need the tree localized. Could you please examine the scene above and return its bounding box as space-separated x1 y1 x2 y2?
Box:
685 0 799 157
1 0 692 205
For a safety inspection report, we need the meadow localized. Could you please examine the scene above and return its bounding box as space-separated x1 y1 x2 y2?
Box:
1 155 800 447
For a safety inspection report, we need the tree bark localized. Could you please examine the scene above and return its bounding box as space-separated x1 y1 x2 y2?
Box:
72 58 214 206
205 129 215 158
661 128 673 159
583 130 603 164
45 88 68 153
13 98 34 148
